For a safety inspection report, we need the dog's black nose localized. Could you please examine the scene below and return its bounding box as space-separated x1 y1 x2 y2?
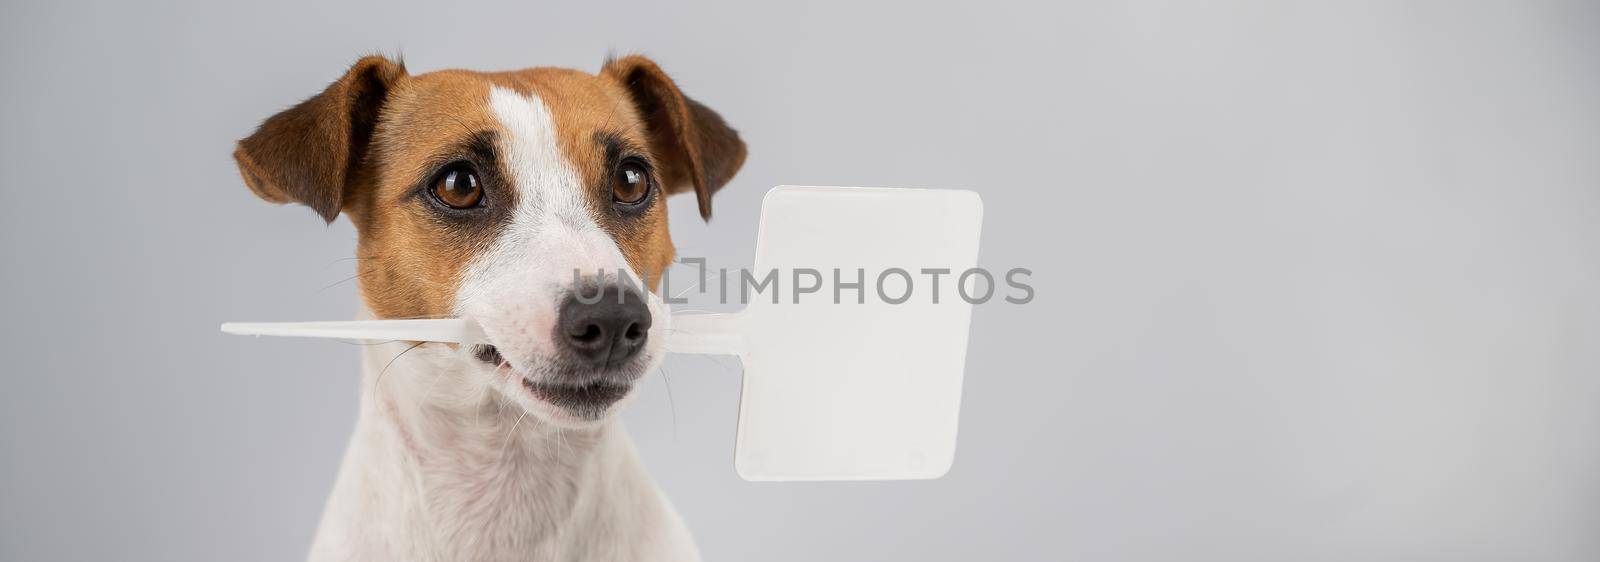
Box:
556 284 652 368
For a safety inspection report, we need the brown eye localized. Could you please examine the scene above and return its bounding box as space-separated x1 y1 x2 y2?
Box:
612 160 652 205
431 165 483 209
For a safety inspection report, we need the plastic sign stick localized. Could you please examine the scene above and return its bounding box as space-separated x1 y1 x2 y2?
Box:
220 314 740 354
223 186 983 481
221 319 484 345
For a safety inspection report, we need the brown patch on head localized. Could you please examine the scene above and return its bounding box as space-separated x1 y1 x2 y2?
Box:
345 71 507 320
233 55 747 319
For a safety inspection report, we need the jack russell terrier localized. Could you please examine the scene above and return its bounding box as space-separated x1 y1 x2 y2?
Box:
233 54 746 561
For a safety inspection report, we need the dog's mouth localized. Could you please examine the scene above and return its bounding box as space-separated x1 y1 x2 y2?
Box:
521 378 632 410
475 344 637 417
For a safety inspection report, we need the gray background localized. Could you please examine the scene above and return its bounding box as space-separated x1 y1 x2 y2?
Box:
2 0 1598 560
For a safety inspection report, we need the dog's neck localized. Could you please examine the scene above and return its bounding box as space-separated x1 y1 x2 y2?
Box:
307 338 696 562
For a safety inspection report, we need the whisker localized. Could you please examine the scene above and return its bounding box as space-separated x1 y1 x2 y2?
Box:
660 364 678 441
372 341 427 400
326 254 381 267
318 272 365 293
322 262 452 295
598 97 627 137
499 409 529 461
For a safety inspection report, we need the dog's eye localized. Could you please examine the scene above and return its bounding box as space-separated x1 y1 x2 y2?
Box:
432 165 483 209
612 160 652 205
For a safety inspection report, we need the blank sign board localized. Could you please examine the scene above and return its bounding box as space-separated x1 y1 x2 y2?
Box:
672 186 984 480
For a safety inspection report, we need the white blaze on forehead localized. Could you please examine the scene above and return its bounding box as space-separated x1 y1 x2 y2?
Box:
453 87 654 371
476 86 631 276
487 86 591 227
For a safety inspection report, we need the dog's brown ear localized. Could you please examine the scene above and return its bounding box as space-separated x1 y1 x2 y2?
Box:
233 56 406 223
602 55 747 220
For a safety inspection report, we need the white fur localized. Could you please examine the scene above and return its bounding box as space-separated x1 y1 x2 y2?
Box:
306 88 694 561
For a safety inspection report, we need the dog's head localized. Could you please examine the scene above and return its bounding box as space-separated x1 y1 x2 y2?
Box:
234 55 745 426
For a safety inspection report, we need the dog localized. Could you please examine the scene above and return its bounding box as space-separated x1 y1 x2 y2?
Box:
233 54 746 561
